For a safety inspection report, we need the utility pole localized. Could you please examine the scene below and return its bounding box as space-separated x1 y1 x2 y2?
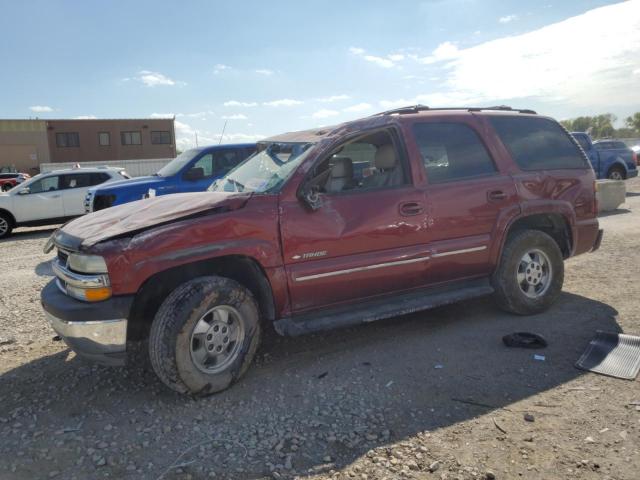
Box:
219 120 228 145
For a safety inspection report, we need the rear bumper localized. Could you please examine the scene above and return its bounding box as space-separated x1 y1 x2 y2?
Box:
41 280 133 366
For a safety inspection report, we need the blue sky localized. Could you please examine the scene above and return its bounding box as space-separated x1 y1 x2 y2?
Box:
1 0 639 149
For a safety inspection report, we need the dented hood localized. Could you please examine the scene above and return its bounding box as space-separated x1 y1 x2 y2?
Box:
58 191 252 248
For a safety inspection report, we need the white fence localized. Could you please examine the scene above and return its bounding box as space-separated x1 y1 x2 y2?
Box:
39 158 173 177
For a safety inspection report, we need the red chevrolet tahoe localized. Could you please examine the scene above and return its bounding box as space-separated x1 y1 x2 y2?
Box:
41 106 603 395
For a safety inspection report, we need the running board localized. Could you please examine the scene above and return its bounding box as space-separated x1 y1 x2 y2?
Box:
274 278 494 336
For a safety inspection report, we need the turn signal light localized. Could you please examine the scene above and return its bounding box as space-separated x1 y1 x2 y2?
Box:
84 287 113 302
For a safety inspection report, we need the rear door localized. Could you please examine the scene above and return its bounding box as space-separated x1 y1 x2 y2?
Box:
279 128 430 313
406 119 518 284
60 173 93 216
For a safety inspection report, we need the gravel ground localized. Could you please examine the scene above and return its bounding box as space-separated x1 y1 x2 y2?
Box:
1 180 639 480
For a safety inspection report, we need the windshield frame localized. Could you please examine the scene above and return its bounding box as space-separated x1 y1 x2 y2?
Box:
209 142 316 194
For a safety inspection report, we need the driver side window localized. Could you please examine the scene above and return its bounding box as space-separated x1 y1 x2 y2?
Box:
312 130 406 195
29 176 60 193
192 154 213 177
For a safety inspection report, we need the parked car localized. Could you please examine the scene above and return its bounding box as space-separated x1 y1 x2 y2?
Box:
42 106 602 395
571 132 638 180
85 144 256 212
0 167 129 238
0 172 30 191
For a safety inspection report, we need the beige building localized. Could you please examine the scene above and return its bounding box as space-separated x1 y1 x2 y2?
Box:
0 118 176 174
0 120 50 173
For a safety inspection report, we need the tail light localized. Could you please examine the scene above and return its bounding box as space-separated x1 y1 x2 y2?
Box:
633 151 639 166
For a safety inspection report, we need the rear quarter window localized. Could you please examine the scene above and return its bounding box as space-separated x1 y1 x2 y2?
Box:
489 116 588 170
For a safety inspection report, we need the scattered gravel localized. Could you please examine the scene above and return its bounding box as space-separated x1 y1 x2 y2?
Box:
1 180 640 479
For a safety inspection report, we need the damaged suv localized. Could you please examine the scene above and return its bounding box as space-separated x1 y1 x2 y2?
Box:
41 106 603 395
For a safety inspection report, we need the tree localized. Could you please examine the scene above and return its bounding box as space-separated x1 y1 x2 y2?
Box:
560 114 616 138
625 112 640 133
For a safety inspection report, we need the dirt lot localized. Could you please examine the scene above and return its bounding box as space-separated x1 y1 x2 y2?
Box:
1 180 639 480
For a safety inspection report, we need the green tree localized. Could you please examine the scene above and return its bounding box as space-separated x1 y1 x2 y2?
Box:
560 114 616 139
625 112 640 133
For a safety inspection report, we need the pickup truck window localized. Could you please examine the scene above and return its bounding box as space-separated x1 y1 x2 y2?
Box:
210 142 313 193
156 149 201 177
413 123 496 184
490 116 588 170
573 135 591 152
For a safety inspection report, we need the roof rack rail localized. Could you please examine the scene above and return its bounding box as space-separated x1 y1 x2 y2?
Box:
374 104 537 116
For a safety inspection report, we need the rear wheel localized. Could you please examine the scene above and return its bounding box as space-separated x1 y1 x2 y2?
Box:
607 166 625 180
148 276 261 396
492 230 564 315
1 184 12 192
0 213 13 239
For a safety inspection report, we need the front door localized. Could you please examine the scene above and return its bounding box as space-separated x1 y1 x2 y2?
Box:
13 175 65 222
279 129 430 313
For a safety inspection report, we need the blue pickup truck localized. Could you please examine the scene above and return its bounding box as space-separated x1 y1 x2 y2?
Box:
85 143 256 212
571 132 638 180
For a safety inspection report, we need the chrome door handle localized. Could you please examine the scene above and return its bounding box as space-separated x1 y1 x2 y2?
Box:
399 201 424 216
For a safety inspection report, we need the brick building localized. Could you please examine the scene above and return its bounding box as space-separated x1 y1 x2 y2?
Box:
0 118 176 173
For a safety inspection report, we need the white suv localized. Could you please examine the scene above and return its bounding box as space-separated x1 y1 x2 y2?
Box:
0 167 129 238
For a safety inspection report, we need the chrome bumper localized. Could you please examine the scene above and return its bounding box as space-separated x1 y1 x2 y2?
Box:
45 311 127 366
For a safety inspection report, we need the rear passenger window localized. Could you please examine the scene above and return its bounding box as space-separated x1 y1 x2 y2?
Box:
89 172 111 186
61 174 91 189
489 116 588 170
413 123 496 184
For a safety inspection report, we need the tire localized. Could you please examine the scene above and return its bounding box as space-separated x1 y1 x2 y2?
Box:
1 184 11 192
491 229 564 315
148 276 261 396
607 166 625 180
0 212 13 239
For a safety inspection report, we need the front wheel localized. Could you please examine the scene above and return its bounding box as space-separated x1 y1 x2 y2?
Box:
492 230 564 315
148 276 261 396
0 212 13 239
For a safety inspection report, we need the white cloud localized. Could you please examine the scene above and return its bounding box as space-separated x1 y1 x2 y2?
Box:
29 105 53 113
136 70 182 87
634 68 640 75
363 55 395 68
222 114 248 120
224 100 258 107
350 47 405 68
343 103 372 113
150 112 175 118
388 2 640 110
213 64 232 74
317 94 351 103
499 14 518 24
255 69 274 76
311 109 340 119
263 98 303 107
419 41 460 64
74 115 97 119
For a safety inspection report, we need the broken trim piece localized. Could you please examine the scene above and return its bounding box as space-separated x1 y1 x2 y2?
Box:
294 255 430 282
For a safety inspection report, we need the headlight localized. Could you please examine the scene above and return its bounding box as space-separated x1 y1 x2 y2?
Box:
68 253 108 274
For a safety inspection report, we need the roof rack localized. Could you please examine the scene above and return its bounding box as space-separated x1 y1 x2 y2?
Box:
374 104 537 116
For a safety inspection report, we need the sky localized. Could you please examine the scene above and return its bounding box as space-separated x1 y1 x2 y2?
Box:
1 0 639 150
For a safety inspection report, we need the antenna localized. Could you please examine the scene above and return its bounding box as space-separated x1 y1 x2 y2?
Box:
219 120 228 145
195 131 199 147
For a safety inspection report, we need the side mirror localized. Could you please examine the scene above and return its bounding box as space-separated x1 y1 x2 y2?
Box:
184 167 205 181
299 183 323 211
18 188 30 195
298 169 330 211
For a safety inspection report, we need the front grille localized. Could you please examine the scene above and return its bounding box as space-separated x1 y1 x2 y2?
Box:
93 194 116 212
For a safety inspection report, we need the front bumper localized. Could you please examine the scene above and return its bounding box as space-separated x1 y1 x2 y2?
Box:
41 280 134 366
